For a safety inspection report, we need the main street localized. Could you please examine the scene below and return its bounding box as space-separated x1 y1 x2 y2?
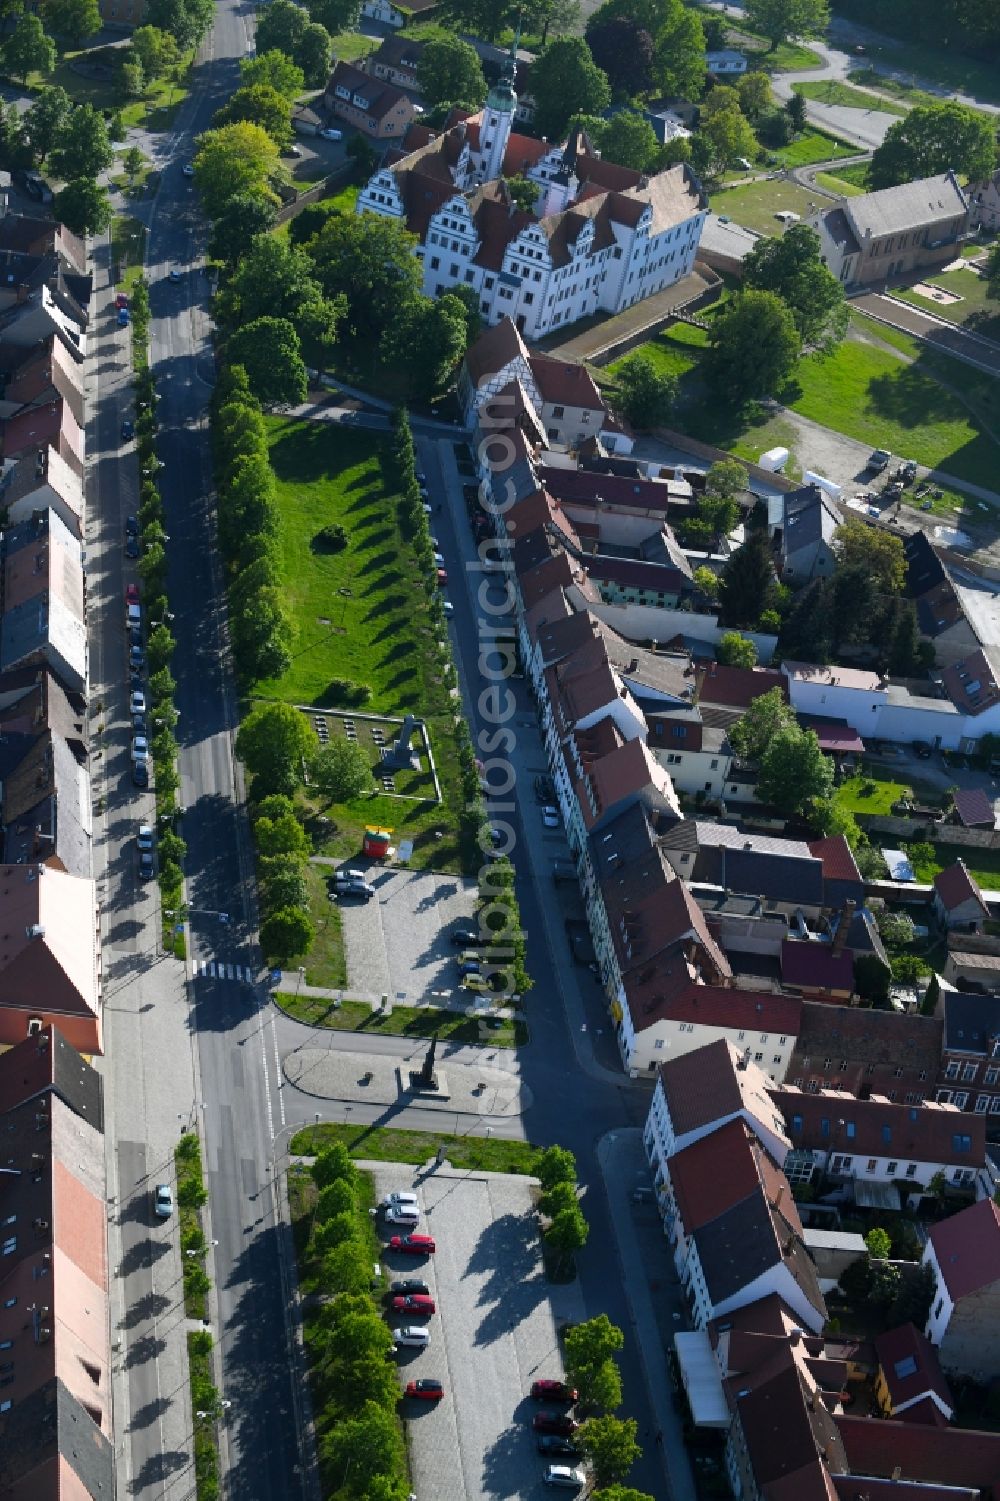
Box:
94 6 689 1499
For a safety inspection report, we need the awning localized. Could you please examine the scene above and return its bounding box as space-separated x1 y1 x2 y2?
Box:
853 1179 901 1211
674 1330 729 1428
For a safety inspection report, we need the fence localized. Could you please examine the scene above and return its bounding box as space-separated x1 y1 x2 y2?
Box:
859 815 1000 851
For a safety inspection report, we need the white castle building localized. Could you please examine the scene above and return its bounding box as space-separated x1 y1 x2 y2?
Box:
356 45 708 341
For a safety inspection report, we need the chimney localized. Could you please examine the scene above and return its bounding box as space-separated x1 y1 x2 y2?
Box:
831 899 856 958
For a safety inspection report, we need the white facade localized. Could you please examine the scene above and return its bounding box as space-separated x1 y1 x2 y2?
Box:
618 1004 798 1080
785 664 996 751
705 49 748 75
923 1240 955 1346
360 0 406 25
644 1066 790 1168
800 1145 978 1193
680 1225 825 1334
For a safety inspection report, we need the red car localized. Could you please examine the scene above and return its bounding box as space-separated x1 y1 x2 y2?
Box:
533 1412 580 1436
531 1380 578 1404
115 292 129 309
391 1294 435 1315
436 568 448 586
389 1233 436 1256
126 583 140 605
405 1379 444 1401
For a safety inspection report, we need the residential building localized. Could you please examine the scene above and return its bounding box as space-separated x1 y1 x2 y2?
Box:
779 935 854 1002
787 1000 943 1104
0 507 87 695
659 820 827 919
363 33 424 90
0 335 84 427
359 0 438 26
933 860 989 932
942 933 1000 993
873 1324 954 1426
662 1117 827 1332
772 1086 986 1193
324 59 416 139
645 1038 791 1166
836 1415 1000 1498
775 484 840 585
0 862 101 1055
1 393 84 479
808 172 970 287
0 446 84 539
969 166 1000 231
0 1026 111 1501
923 1196 1000 1381
808 835 865 909
936 991 1000 1116
904 531 977 669
705 48 748 75
98 0 146 22
357 78 707 338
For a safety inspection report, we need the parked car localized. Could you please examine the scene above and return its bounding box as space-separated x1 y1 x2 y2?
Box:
121 418 134 441
389 1233 435 1256
154 1183 173 1218
126 583 140 606
462 973 489 992
533 1412 579 1435
169 269 182 283
552 862 577 887
130 689 146 715
335 881 374 902
537 1435 582 1458
450 928 482 947
319 126 343 141
543 1467 585 1490
531 1380 578 1403
386 1205 421 1225
542 806 560 829
382 1191 419 1210
390 1294 435 1315
436 567 448 586
392 1326 430 1348
866 447 892 474
139 851 154 881
137 824 154 852
132 760 148 788
118 307 130 327
774 210 800 224
405 1379 443 1400
132 734 149 761
129 645 145 673
534 774 555 802
459 961 481 977
389 1278 429 1297
126 534 140 558
116 292 129 309
733 156 753 170
181 162 195 176
126 514 139 536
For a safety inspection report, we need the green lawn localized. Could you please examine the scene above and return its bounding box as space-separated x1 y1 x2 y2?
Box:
828 160 872 190
893 265 1000 342
793 78 907 115
708 178 820 235
769 127 858 167
318 182 359 214
291 1121 542 1174
735 28 824 71
602 310 1000 493
328 28 378 61
20 49 193 131
260 419 469 874
111 216 147 291
848 55 1000 110
276 991 526 1047
814 170 867 197
907 843 1000 891
834 774 912 817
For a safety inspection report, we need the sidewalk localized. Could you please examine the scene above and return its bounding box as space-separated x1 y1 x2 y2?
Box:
598 1130 697 1501
854 291 1000 382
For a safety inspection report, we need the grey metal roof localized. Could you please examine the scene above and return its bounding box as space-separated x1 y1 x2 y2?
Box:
942 991 1000 1054
847 171 968 241
782 484 839 557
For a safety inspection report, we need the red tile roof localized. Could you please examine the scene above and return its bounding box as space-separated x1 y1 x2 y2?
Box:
780 939 854 994
528 354 606 413
808 836 862 886
927 1197 1000 1301
464 314 528 387
836 1413 1000 1494
874 1323 953 1418
933 859 989 914
658 1038 791 1147
942 648 1000 717
799 715 865 754
669 1118 770 1232
697 661 788 709
627 969 801 1036
773 1088 986 1169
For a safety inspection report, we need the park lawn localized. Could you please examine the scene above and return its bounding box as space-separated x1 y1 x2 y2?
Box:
828 160 872 191
328 28 377 61
769 127 857 168
291 1121 542 1175
260 418 469 874
834 774 912 817
708 178 819 236
604 319 707 385
23 50 193 131
814 170 867 197
111 216 147 291
735 28 823 71
793 78 907 115
319 182 359 214
276 991 525 1047
893 266 1000 342
299 864 347 988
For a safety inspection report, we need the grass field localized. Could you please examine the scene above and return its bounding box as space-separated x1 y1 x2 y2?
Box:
328 28 378 61
894 265 1000 342
276 991 526 1047
769 127 857 168
906 843 1000 891
603 310 1000 492
260 419 468 876
834 774 912 817
848 58 1000 111
814 170 867 197
111 216 147 291
20 49 193 131
709 177 819 235
793 78 907 115
735 28 824 71
291 1121 542 1174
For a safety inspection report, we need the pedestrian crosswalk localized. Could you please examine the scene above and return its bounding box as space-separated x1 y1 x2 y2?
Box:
191 958 257 983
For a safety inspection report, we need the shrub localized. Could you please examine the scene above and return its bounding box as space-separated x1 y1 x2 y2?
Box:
313 522 348 552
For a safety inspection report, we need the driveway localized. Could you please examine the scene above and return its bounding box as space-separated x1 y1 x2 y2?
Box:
338 865 480 1001
373 1162 585 1501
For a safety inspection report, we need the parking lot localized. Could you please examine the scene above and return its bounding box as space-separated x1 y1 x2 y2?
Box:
338 866 481 1000
373 1163 585 1501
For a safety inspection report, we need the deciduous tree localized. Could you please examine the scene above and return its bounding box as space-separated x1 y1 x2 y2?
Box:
241 48 304 97
380 292 469 397
870 100 997 190
304 0 358 33
530 38 611 142
745 0 830 50
311 739 375 803
310 210 422 342
742 222 848 350
312 1140 358 1189
737 69 771 122
255 0 308 57
757 725 833 814
578 1416 641 1488
317 1402 405 1497
695 84 757 177
261 906 314 960
131 23 180 79
217 234 342 349
3 13 55 82
728 687 795 763
146 0 214 48
786 90 807 133
535 1144 577 1191
228 316 308 408
595 110 661 172
417 34 486 107
41 0 100 48
254 807 310 859
236 700 315 796
194 121 280 218
208 191 277 266
50 102 113 180
53 175 112 234
717 631 758 668
545 1204 589 1273
215 82 294 147
564 1314 624 1404
705 289 801 402
834 515 906 594
295 21 333 86
585 17 654 99
612 352 676 429
229 584 295 676
23 85 71 163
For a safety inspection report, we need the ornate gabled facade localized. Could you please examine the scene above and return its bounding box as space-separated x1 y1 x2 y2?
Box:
356 43 707 341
